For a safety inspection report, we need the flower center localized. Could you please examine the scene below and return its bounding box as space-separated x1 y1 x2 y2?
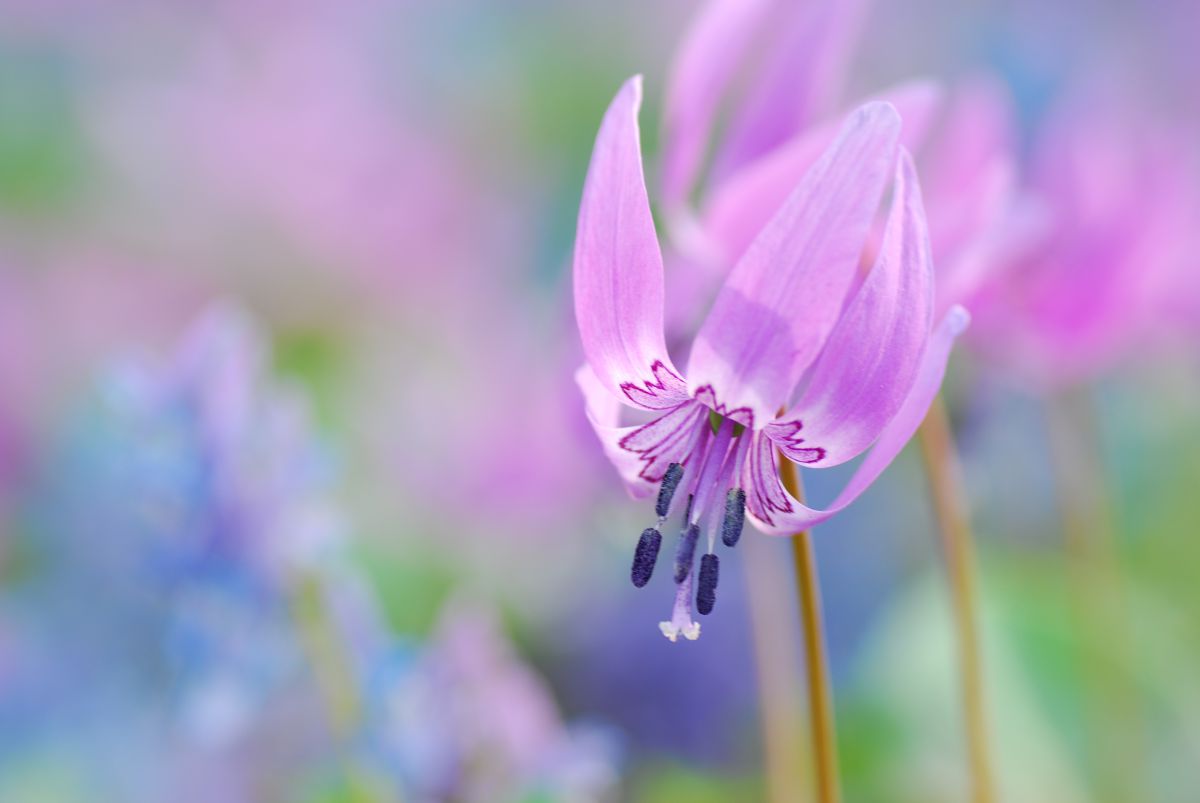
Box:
627 408 750 641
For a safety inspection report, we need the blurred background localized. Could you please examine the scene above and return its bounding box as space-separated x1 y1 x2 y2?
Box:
0 1 1197 801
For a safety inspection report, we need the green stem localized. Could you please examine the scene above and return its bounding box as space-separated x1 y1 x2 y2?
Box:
1046 389 1145 803
291 571 392 802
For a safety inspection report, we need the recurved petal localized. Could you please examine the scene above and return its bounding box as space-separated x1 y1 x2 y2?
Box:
574 364 654 499
746 306 970 535
708 0 868 182
659 0 773 207
703 81 941 266
921 78 1022 315
574 76 688 411
766 149 934 467
686 102 902 427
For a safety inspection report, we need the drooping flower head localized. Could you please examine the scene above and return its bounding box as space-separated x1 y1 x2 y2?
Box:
656 0 1027 333
659 0 867 211
574 77 968 640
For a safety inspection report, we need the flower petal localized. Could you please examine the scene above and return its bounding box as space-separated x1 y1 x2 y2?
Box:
921 78 1022 316
686 102 902 427
708 0 868 183
618 399 707 484
766 149 933 467
702 81 941 266
745 306 970 535
574 364 653 499
659 0 774 207
574 76 688 411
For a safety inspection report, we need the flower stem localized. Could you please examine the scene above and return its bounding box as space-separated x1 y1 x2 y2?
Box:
916 395 994 803
743 535 810 802
291 572 391 802
292 571 361 738
779 458 841 803
1046 389 1145 803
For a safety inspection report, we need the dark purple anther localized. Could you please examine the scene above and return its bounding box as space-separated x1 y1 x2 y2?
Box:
631 528 662 588
674 523 699 584
696 553 719 615
655 462 684 519
721 488 746 547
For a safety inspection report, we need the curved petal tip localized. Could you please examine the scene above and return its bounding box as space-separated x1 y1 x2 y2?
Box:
852 100 902 134
945 304 971 335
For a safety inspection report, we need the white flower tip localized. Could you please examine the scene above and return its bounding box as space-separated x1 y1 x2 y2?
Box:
849 100 902 134
945 304 972 335
623 74 644 104
658 621 701 642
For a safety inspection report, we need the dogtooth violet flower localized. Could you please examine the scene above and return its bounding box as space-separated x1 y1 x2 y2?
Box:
658 0 937 272
968 88 1199 388
574 77 969 641
659 0 1040 332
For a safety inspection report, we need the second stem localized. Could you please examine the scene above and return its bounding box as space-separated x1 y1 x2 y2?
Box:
779 458 841 803
915 395 993 803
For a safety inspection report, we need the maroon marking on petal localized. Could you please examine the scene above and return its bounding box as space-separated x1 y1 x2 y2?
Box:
621 361 691 410
692 385 755 430
766 419 827 464
742 431 808 528
746 433 775 525
758 434 791 513
619 401 706 483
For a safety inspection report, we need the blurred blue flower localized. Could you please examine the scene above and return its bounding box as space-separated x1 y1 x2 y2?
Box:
342 596 622 802
1 303 343 797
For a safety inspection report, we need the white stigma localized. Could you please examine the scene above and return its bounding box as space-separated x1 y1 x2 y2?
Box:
658 620 701 642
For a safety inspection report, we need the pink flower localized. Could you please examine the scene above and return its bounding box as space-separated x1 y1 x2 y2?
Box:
918 77 1050 321
968 90 1198 387
659 0 869 213
91 2 509 301
656 0 1028 328
574 78 967 640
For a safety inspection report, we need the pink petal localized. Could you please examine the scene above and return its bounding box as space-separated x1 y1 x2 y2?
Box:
702 81 941 267
920 78 1023 316
708 0 868 183
766 149 934 467
967 89 1197 387
746 306 970 535
686 102 902 428
574 364 653 499
659 0 774 207
574 76 688 411
618 398 708 484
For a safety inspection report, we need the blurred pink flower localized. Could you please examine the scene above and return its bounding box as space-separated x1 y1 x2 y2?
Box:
84 2 600 551
655 0 1029 336
917 78 1050 321
368 599 619 802
659 0 868 212
968 90 1198 388
91 2 516 304
575 80 966 639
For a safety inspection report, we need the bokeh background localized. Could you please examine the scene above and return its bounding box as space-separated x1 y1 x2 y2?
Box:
0 1 1197 801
